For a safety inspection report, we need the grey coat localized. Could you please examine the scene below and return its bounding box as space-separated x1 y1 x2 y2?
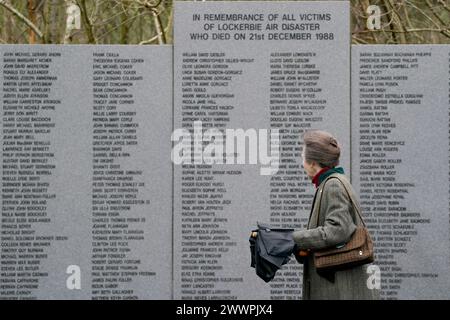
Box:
292 173 380 300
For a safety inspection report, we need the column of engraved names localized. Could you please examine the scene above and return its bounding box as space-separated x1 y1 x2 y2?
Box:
179 51 253 299
91 52 152 300
1 50 64 299
268 51 325 300
357 50 434 299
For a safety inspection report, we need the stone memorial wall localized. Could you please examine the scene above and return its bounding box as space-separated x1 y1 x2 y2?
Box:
173 0 350 300
352 45 450 299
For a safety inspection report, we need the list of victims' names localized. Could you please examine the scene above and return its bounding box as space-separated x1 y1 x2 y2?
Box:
1 47 172 300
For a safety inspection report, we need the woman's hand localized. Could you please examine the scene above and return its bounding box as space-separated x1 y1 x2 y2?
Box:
293 245 310 264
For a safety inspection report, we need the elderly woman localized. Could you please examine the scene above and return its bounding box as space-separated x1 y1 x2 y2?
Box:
293 130 379 300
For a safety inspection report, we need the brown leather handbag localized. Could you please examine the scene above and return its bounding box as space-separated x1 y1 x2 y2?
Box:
313 176 374 272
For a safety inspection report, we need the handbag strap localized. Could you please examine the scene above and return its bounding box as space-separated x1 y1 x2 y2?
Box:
315 174 366 228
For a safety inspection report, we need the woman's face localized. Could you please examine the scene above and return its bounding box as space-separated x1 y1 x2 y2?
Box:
302 150 317 180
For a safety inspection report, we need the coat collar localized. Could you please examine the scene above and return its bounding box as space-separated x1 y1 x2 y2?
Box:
312 167 345 188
